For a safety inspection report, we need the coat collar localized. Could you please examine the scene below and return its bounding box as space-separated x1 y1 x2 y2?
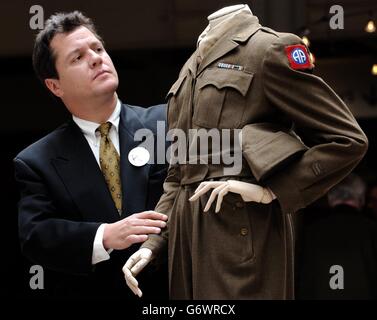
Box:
191 12 261 76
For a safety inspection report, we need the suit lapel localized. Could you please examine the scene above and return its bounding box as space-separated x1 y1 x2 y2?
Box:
119 104 151 218
51 120 120 222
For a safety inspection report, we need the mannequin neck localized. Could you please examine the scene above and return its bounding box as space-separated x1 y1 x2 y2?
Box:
208 4 252 28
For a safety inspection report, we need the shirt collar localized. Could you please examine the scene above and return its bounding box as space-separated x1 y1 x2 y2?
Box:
72 99 121 143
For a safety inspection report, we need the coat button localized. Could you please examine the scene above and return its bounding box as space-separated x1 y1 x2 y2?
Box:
240 227 248 236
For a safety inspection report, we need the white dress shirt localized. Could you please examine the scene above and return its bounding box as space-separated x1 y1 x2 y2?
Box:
72 100 121 265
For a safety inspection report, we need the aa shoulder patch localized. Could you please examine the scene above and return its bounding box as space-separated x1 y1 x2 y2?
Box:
285 44 313 70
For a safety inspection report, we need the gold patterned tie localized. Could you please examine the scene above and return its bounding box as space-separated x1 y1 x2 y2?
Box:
97 122 122 214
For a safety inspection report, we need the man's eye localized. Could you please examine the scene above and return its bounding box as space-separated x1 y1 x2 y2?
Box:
73 55 81 62
96 47 103 52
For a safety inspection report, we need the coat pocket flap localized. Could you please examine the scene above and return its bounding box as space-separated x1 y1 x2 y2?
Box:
242 124 308 181
197 68 254 96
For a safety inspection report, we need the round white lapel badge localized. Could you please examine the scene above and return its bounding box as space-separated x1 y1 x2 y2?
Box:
128 147 150 167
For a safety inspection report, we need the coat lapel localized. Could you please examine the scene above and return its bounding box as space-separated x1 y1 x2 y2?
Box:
51 120 120 223
197 39 240 75
118 104 151 218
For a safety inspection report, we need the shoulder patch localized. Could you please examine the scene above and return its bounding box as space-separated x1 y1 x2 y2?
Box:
285 44 313 70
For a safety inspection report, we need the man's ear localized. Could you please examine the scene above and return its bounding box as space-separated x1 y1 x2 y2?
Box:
45 78 63 97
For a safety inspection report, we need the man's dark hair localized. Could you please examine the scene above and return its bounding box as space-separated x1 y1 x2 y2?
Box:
32 11 104 85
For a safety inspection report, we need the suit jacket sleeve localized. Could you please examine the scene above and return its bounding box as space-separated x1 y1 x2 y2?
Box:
260 34 368 214
15 157 101 275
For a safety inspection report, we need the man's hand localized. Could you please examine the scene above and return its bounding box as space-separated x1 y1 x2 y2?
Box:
122 248 153 297
103 211 167 250
189 180 275 213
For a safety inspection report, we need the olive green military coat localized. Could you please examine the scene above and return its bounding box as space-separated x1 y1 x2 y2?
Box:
142 11 368 299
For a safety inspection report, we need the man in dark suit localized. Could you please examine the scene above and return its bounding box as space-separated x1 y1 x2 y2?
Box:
14 11 168 299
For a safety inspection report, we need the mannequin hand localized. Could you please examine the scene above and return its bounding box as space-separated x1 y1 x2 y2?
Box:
189 180 274 213
122 248 153 297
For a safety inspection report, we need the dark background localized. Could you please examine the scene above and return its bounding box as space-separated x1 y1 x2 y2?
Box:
1 0 377 299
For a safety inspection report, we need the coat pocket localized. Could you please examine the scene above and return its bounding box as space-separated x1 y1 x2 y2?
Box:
242 123 308 181
200 191 255 264
193 68 254 128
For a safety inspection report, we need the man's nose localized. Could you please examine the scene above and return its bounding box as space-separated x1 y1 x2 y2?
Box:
89 50 102 68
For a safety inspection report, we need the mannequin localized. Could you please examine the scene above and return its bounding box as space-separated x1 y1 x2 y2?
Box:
123 5 276 298
122 3 367 299
192 4 278 211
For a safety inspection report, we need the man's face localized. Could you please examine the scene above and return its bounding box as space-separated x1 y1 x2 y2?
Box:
46 26 118 102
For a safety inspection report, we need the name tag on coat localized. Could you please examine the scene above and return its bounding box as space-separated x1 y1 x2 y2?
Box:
217 62 244 71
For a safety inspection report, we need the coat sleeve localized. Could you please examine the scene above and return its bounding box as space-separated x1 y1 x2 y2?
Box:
141 80 185 254
14 157 101 275
260 34 368 214
141 163 180 254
